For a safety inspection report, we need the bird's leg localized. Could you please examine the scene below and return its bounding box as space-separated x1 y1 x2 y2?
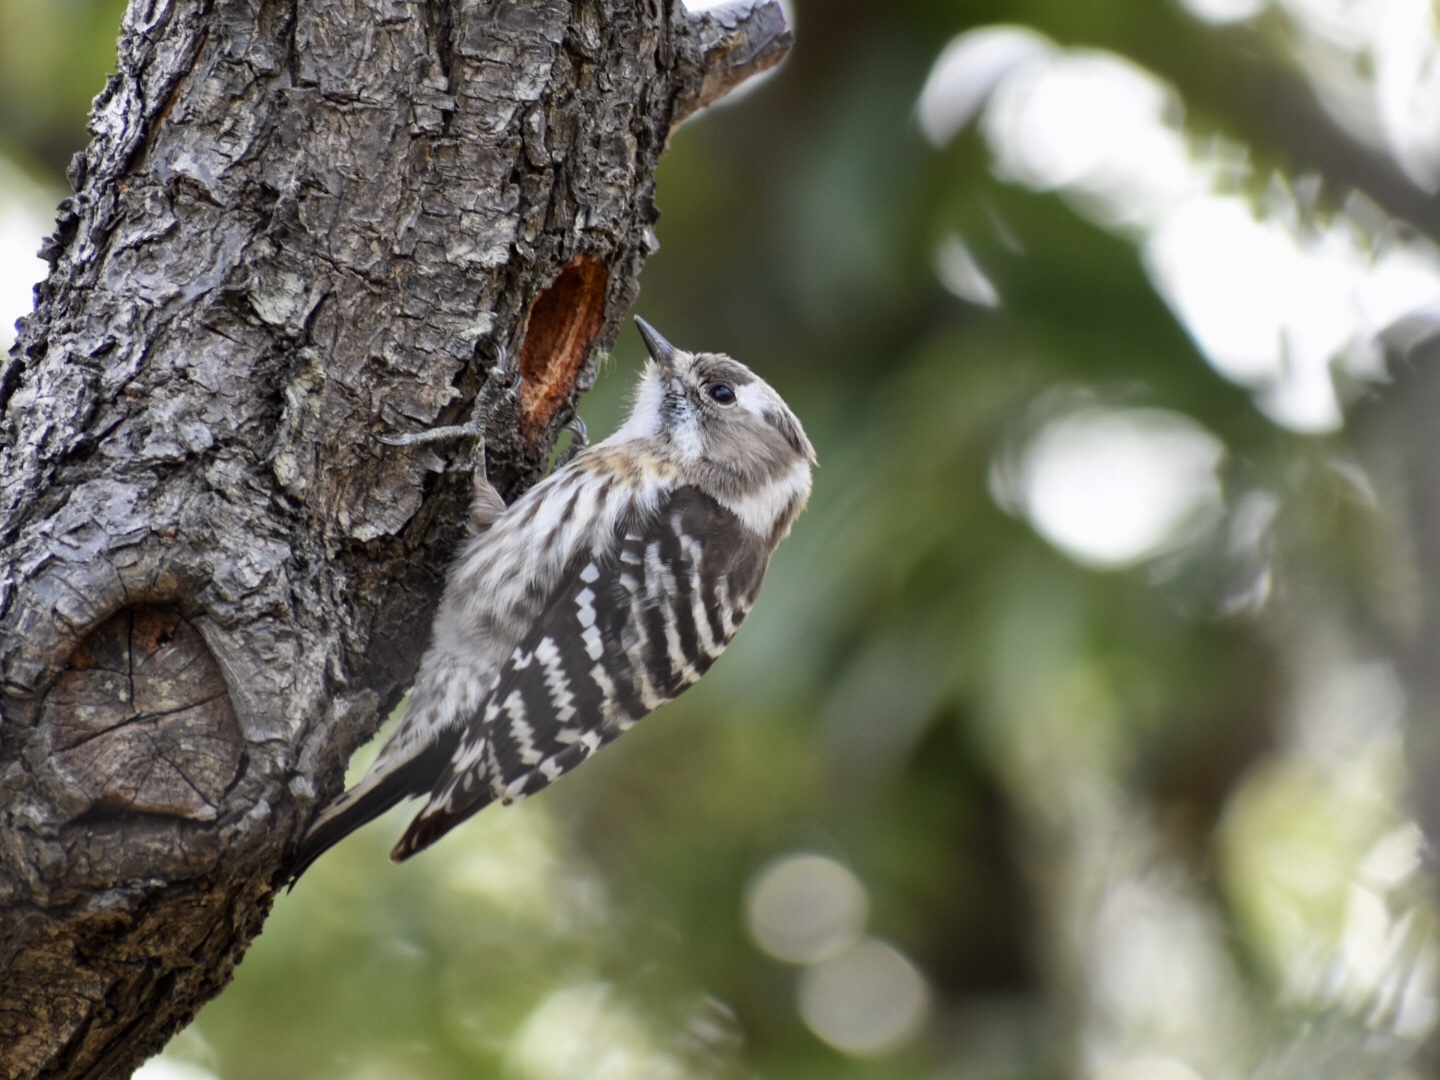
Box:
378 345 519 534
550 415 589 471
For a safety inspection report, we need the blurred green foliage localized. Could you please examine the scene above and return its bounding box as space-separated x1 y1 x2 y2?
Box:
0 0 128 175
6 1 1439 1078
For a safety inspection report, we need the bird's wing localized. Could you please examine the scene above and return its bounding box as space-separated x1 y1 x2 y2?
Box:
392 485 771 859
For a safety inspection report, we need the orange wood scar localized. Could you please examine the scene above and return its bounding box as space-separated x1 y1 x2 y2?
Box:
517 256 609 448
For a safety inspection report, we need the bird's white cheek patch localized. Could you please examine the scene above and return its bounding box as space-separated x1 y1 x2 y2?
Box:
718 457 812 537
735 381 770 416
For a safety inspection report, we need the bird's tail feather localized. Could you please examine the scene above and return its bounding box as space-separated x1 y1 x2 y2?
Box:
287 736 456 884
390 781 496 862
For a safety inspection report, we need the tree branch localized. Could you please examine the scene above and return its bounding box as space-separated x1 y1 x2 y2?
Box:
672 0 794 125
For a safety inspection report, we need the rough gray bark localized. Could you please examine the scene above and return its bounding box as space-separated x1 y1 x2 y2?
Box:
0 1 790 1077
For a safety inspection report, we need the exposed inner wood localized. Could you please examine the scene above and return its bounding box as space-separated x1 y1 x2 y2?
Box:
518 256 610 448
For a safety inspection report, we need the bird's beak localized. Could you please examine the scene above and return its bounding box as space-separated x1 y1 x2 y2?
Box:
635 316 678 373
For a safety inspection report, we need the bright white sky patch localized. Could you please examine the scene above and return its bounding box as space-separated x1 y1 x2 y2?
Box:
1180 0 1269 23
1145 195 1362 431
1146 198 1300 386
1172 0 1440 192
983 51 1201 231
1012 407 1225 570
920 34 1440 434
1284 0 1440 191
0 157 52 353
916 26 1053 149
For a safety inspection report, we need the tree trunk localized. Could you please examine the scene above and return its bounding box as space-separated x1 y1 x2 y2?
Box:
0 1 789 1076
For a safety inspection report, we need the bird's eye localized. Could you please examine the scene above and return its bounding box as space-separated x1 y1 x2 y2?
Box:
707 383 737 406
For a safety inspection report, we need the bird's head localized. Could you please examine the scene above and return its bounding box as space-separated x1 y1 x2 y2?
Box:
621 318 815 490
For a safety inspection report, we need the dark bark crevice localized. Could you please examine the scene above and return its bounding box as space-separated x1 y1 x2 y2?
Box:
0 1 791 1077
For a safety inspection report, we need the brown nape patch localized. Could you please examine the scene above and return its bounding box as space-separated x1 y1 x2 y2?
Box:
517 256 609 447
42 607 242 822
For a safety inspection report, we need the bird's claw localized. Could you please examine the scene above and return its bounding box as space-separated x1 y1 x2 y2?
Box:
375 344 518 469
475 344 521 414
551 415 590 471
375 421 486 449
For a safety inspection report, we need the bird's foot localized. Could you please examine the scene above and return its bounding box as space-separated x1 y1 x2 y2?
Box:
378 345 519 533
377 345 520 466
550 415 589 472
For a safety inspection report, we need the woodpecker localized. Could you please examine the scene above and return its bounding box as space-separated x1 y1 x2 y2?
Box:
290 318 814 877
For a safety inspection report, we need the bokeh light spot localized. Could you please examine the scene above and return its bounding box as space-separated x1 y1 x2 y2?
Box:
1179 0 1268 24
1006 406 1225 569
917 26 1053 148
746 853 869 964
982 51 1199 230
796 937 930 1056
934 234 1001 307
507 982 684 1080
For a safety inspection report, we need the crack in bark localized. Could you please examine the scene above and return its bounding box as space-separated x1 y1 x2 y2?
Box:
56 695 230 754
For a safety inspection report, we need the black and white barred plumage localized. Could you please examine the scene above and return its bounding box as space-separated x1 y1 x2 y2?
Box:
291 319 813 876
